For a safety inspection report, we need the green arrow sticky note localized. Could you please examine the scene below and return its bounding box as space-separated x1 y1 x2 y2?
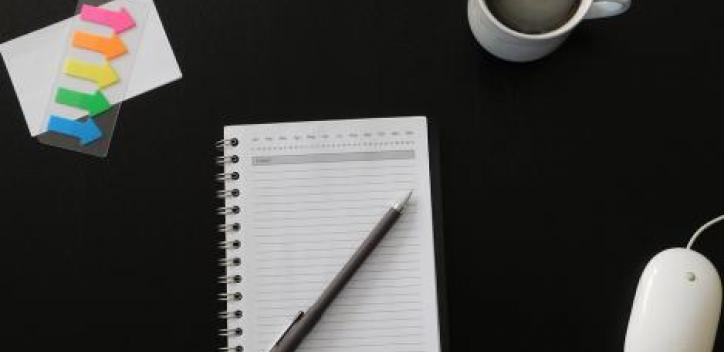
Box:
55 88 112 117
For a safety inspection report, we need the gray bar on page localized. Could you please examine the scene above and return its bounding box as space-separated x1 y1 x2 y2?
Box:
252 150 415 166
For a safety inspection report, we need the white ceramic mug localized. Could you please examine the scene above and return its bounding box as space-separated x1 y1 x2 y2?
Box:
468 0 631 62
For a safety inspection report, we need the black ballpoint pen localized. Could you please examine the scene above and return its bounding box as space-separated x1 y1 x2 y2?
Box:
268 190 414 352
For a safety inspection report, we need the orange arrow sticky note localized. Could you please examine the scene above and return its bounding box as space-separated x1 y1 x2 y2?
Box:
72 31 127 60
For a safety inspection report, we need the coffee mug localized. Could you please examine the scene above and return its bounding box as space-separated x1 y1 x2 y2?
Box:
468 0 631 62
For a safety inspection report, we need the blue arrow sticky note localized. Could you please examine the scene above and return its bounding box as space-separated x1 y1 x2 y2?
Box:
47 115 103 145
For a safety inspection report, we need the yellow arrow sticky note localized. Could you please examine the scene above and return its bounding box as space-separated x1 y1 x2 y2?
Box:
63 58 119 89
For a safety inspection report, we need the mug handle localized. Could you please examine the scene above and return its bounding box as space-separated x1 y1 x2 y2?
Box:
584 0 631 20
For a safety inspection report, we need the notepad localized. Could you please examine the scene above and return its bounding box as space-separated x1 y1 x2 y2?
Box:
219 117 442 352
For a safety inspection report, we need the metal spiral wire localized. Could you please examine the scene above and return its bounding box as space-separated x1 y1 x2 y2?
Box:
217 138 243 352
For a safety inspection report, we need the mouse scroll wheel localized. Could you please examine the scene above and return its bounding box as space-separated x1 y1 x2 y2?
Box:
686 272 697 282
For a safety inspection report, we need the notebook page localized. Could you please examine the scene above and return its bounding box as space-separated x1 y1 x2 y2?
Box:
224 117 440 352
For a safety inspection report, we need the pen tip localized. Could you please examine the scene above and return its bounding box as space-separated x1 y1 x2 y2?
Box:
392 190 413 211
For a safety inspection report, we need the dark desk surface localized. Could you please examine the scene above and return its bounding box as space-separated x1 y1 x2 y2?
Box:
2 0 724 351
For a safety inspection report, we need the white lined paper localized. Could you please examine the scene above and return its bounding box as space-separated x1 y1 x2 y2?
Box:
224 117 440 352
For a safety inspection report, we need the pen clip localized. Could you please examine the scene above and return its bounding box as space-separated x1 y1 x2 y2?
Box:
270 311 305 349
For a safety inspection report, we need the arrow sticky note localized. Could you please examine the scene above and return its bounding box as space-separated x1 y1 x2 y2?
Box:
80 5 136 34
55 88 112 117
72 31 127 60
47 115 103 145
63 58 119 89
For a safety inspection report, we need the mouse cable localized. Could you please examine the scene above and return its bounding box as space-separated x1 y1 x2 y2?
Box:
687 214 724 249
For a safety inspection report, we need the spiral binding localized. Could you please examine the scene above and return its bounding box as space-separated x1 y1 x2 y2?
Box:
217 138 243 352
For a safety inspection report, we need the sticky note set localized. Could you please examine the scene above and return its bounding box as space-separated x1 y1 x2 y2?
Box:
38 0 149 154
0 0 182 157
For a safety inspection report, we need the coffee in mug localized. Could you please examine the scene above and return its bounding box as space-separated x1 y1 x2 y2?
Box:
468 0 631 62
485 0 582 34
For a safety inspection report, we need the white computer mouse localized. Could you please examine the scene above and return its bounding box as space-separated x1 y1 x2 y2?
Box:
625 248 722 352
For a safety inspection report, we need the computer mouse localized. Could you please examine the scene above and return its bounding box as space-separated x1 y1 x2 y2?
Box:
624 248 722 352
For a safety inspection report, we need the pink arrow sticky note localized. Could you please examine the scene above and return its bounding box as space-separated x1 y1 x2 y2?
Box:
80 4 136 34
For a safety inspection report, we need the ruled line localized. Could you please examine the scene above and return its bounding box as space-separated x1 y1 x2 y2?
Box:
251 225 414 235
252 219 413 230
251 164 415 175
252 204 419 214
254 188 415 198
255 234 416 244
252 197 396 206
254 259 420 270
257 301 423 310
256 243 421 253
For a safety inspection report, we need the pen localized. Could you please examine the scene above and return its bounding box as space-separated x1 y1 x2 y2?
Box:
268 190 414 352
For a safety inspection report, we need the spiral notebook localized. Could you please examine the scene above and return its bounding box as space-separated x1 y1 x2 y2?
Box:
217 116 444 352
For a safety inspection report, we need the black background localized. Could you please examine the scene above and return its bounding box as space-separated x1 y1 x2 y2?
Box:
2 0 724 351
